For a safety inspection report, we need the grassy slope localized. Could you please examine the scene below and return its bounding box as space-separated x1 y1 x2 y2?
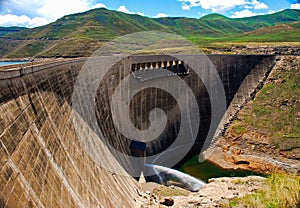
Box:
226 174 300 208
226 21 300 42
230 56 300 153
0 26 27 37
6 9 170 40
222 56 300 208
1 8 299 57
234 9 300 28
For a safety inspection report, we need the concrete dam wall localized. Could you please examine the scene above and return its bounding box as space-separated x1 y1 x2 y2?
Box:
0 55 276 207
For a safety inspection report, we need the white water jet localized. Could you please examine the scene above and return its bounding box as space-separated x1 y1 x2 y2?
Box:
144 164 206 192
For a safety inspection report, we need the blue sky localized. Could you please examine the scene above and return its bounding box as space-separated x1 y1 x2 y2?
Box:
0 0 299 27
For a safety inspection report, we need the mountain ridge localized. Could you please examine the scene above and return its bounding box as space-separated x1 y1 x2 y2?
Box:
0 26 27 37
0 8 299 57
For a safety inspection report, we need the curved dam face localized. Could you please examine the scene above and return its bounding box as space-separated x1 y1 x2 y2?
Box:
0 55 276 207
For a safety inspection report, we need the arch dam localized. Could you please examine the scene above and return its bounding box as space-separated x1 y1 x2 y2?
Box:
0 54 276 207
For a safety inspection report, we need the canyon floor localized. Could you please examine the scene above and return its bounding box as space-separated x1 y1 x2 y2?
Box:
136 55 300 208
135 176 265 207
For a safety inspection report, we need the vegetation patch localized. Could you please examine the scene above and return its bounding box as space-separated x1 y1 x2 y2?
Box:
232 124 247 135
225 173 300 208
230 56 300 153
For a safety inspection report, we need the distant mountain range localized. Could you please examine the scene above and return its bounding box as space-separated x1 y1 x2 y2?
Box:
0 27 27 37
0 8 299 57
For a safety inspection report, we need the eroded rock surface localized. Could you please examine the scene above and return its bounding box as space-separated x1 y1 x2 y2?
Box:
204 56 300 175
135 176 265 207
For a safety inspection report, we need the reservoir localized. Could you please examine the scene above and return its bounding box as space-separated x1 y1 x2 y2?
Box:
0 61 29 66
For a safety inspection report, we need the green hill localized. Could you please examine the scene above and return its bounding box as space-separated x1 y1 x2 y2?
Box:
0 26 27 37
6 9 170 40
0 8 299 57
232 21 300 42
234 9 300 28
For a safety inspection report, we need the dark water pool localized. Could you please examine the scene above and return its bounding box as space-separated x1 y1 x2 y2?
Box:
179 155 263 182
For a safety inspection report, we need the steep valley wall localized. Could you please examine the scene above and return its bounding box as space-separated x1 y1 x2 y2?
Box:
0 55 276 207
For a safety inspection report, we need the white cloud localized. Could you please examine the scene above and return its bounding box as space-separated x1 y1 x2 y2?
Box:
198 12 207 17
38 0 106 21
230 9 260 18
267 10 275 14
0 0 46 18
91 3 107 9
290 3 300 9
137 12 145 16
251 0 268 9
178 0 248 13
182 3 192 10
253 3 268 9
117 6 144 16
178 0 268 13
231 7 280 18
154 13 169 18
0 14 48 27
117 5 134 14
0 0 107 27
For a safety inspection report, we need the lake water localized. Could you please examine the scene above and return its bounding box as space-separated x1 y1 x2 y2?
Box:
180 155 263 182
0 61 29 66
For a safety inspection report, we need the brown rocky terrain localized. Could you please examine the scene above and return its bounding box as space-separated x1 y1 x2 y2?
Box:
135 176 265 207
233 45 300 55
204 55 300 175
210 46 300 55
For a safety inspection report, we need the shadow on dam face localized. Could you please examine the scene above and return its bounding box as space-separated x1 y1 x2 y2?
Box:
0 55 276 207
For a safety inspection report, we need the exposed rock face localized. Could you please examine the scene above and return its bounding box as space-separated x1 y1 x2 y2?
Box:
178 176 265 208
204 56 300 175
208 46 300 55
238 46 300 55
135 176 265 208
